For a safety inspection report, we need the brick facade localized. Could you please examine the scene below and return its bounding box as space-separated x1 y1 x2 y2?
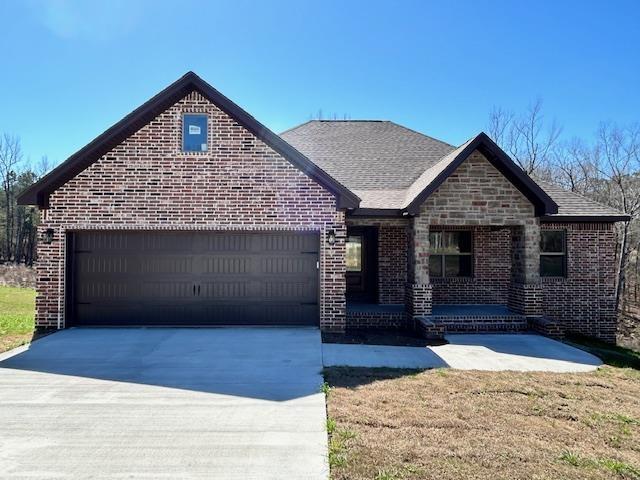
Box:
346 217 408 306
35 94 619 341
540 222 617 342
36 91 347 331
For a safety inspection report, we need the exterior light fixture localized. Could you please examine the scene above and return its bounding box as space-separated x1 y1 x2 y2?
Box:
327 229 337 246
44 228 55 244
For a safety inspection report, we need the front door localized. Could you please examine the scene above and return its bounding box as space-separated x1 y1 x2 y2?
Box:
346 227 378 302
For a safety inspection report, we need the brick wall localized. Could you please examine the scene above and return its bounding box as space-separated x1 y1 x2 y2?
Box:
346 217 408 305
540 222 617 342
431 226 511 304
36 91 347 331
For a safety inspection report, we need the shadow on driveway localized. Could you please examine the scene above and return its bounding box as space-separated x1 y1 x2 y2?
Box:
0 327 324 401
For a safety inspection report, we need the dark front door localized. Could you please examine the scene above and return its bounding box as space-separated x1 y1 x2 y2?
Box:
345 227 378 302
68 231 319 326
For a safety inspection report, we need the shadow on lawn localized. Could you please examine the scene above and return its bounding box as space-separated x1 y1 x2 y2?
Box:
565 333 640 370
323 365 431 389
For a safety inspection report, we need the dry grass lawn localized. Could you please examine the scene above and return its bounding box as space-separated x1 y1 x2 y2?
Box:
325 365 640 480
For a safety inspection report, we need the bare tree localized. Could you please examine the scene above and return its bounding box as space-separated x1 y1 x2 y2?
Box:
487 99 562 177
0 134 23 262
594 122 640 311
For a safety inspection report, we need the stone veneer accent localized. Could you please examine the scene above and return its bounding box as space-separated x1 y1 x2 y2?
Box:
409 150 540 316
36 91 347 332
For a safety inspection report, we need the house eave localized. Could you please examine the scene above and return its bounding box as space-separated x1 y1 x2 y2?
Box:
540 214 631 223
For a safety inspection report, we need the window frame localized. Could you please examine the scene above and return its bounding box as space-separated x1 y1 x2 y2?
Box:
428 230 473 278
182 113 208 153
540 230 567 277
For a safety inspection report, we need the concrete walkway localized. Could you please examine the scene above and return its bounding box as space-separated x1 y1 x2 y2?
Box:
0 328 328 480
323 334 602 372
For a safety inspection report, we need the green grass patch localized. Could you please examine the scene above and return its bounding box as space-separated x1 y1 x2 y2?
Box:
565 334 640 370
559 451 640 478
0 286 36 336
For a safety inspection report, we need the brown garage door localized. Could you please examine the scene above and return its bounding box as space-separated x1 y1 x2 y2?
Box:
67 231 319 326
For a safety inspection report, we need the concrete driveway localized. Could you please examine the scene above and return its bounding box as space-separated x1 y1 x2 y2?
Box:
323 333 602 372
0 328 328 479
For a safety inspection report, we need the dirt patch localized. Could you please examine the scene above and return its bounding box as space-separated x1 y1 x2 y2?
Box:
0 331 51 354
325 366 640 480
0 264 36 288
322 328 446 347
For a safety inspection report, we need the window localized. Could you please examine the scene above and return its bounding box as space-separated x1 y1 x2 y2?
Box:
540 230 566 277
346 235 362 272
429 231 472 278
183 114 208 152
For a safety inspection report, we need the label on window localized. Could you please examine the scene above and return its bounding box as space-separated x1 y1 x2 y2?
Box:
188 125 201 135
201 143 208 151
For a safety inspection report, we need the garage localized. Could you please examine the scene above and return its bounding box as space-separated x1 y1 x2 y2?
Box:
67 231 319 326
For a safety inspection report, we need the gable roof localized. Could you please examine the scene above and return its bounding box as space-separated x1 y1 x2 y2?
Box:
283 122 629 221
17 72 360 209
402 132 558 215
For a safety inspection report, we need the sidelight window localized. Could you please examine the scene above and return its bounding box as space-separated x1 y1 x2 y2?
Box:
346 235 363 272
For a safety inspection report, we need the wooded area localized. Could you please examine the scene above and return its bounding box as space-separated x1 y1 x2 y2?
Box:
489 100 640 315
1 102 638 315
0 134 45 266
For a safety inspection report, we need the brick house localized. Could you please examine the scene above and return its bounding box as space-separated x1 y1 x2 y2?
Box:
18 72 628 342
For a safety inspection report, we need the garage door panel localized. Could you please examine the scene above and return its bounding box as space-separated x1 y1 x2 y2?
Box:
70 231 319 326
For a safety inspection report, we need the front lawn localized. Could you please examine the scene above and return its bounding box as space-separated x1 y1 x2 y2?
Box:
325 365 640 480
0 285 36 353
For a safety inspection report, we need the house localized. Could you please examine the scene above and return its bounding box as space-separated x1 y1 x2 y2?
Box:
18 72 629 342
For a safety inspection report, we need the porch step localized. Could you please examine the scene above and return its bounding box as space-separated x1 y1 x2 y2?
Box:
419 304 527 336
346 303 407 329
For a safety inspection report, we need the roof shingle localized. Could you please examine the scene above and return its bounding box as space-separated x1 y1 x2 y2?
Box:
282 120 628 220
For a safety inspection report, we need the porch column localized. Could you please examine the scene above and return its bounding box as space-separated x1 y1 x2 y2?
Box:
406 215 432 316
508 220 543 316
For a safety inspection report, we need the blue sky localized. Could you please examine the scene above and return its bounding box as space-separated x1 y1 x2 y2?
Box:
1 0 638 167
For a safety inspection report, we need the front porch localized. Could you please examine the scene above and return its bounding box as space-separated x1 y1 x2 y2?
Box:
344 219 563 339
346 302 529 334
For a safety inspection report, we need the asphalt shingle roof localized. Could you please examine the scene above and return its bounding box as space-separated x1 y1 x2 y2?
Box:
535 180 627 218
281 120 454 190
281 120 628 220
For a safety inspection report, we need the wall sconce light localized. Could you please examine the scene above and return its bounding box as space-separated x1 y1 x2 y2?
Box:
43 228 55 244
327 229 337 246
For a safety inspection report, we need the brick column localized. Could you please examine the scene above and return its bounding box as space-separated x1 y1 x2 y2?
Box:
508 221 543 316
320 222 347 332
406 215 432 316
